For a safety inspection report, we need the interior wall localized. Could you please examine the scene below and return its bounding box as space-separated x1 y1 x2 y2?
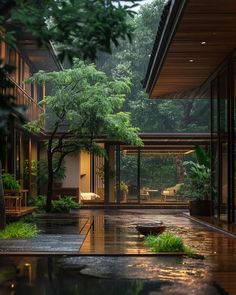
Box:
62 154 80 188
80 151 90 192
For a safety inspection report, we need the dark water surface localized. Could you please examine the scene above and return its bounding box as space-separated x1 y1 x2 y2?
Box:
0 256 226 295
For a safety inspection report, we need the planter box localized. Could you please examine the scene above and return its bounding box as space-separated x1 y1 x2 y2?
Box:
189 200 213 216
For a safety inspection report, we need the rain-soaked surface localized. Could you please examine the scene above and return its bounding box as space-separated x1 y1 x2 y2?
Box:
0 209 235 294
0 256 226 295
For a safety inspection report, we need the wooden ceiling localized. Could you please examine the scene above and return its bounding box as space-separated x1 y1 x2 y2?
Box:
150 0 236 98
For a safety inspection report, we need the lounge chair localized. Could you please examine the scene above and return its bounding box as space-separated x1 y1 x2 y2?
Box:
161 183 183 201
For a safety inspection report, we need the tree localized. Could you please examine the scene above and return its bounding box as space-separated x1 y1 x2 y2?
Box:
99 0 211 133
26 60 142 212
0 0 139 225
1 0 139 62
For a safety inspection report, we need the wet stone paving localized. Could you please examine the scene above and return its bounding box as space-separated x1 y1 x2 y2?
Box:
0 209 235 294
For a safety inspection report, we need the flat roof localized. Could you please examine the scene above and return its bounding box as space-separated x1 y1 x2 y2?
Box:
144 0 236 98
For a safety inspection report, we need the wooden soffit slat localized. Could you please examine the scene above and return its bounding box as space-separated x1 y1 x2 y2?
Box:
150 0 236 98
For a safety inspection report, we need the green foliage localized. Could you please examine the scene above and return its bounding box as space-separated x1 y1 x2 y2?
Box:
3 0 138 62
144 232 204 258
144 232 185 253
181 162 211 200
34 195 80 213
20 213 37 224
99 0 211 133
52 197 80 213
121 153 178 193
195 144 210 169
180 146 211 200
120 181 129 193
34 195 47 211
2 173 20 190
26 59 142 150
38 159 66 184
0 221 38 239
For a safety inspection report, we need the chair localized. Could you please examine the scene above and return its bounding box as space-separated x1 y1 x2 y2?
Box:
140 188 150 200
162 183 183 201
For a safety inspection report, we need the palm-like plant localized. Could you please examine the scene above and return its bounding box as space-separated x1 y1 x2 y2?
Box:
181 145 211 200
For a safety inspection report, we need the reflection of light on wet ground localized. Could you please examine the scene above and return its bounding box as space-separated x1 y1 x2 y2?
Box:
0 256 224 295
0 209 235 294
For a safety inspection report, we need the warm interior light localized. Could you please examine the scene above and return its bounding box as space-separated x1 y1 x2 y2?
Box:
189 59 194 63
10 284 15 288
24 263 31 267
201 41 206 45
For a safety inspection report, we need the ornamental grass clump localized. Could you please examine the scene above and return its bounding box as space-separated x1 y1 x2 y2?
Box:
144 232 185 253
144 232 204 259
0 221 39 239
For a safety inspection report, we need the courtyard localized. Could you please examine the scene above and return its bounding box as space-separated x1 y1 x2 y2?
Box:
0 209 235 294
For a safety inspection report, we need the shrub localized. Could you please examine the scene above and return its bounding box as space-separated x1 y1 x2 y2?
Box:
52 197 80 213
2 173 20 190
34 195 47 211
0 221 39 239
34 195 80 213
20 213 37 224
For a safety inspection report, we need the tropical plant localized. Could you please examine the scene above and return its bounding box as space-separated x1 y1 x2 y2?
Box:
180 145 211 200
2 173 20 190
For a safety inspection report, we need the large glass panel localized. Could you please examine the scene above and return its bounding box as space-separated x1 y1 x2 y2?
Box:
211 78 219 219
140 151 179 203
119 147 138 203
219 68 228 221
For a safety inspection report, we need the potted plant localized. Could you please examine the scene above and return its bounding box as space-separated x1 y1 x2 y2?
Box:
2 173 20 190
119 181 129 203
181 145 213 216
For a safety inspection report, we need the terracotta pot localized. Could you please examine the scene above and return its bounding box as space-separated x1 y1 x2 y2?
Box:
189 200 213 216
120 191 127 203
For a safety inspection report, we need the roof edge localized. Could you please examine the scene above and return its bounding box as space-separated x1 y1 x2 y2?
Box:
143 0 188 96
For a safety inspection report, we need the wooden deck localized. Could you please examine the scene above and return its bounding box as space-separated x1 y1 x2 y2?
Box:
78 209 236 294
0 216 93 255
6 207 36 218
0 234 85 255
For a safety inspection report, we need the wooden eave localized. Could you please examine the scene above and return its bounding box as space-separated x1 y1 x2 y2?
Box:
144 0 236 98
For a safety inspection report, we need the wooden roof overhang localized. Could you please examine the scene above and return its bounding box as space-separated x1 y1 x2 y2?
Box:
15 30 63 73
144 0 236 98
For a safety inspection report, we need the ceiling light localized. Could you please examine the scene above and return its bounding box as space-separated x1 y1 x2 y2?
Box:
189 59 194 63
201 41 206 45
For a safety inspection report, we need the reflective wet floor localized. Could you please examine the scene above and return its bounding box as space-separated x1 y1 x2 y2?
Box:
0 209 236 294
0 256 226 295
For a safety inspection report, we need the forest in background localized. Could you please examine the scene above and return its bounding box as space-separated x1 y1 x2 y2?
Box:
98 0 211 134
98 0 208 194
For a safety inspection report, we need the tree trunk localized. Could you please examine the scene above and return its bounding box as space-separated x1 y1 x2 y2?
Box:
46 151 53 212
0 160 6 229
